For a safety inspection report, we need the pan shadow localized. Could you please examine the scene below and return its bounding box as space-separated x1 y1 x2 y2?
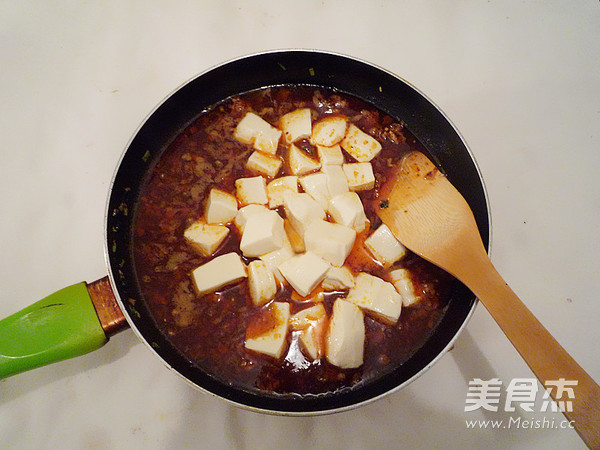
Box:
0 329 138 405
450 328 526 433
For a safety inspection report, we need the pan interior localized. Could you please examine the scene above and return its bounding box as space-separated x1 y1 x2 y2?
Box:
106 51 489 414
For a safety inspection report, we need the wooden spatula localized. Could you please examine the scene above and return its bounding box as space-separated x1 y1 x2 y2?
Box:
376 151 600 448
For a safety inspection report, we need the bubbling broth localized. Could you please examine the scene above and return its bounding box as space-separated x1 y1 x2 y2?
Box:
132 86 454 396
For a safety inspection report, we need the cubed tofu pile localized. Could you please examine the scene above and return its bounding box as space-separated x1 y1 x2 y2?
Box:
184 109 423 370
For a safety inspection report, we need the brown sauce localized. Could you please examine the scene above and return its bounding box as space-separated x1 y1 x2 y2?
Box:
132 86 454 396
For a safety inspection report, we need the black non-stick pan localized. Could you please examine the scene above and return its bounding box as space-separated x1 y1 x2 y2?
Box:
0 50 489 414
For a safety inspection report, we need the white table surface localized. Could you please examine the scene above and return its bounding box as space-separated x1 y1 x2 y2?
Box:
1 1 598 448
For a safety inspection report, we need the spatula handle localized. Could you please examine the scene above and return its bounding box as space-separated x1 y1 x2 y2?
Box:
468 258 600 448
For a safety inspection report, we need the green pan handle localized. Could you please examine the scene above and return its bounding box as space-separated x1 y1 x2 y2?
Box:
0 282 107 379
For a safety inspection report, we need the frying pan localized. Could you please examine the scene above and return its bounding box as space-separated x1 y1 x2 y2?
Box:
0 50 489 414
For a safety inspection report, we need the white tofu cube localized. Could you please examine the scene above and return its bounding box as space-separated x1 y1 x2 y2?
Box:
288 144 321 176
290 304 327 360
279 108 312 144
234 112 269 144
328 192 369 233
299 172 330 209
340 123 382 162
317 144 345 165
283 192 326 236
364 224 407 267
290 303 327 330
322 266 355 291
266 176 298 209
246 151 283 178
389 268 422 306
310 115 348 147
283 218 305 253
342 162 375 192
240 209 285 257
191 252 247 295
299 326 321 360
278 251 330 297
184 220 230 257
346 272 402 324
253 127 282 155
245 302 290 359
234 112 281 154
234 204 269 232
247 260 277 306
326 299 364 369
304 220 356 266
205 188 238 224
259 245 295 284
235 176 268 206
346 272 379 305
321 165 349 197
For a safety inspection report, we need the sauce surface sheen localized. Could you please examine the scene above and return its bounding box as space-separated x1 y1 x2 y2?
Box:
132 86 454 396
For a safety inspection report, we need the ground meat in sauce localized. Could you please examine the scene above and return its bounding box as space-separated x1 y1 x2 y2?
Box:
132 86 455 396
